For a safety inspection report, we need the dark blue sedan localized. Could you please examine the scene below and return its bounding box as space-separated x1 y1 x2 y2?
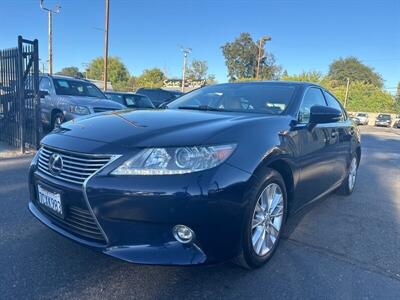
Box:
28 81 361 269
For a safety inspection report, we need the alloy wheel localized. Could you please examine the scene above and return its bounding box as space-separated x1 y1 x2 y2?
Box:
348 157 357 191
251 183 284 257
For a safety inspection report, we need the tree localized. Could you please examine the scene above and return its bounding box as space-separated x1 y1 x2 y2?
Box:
282 70 324 84
135 68 166 88
221 32 281 81
187 59 208 80
281 69 396 113
328 57 383 88
56 66 84 78
86 57 130 91
206 74 217 84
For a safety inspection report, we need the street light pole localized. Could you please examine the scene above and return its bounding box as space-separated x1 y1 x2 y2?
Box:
256 35 271 79
103 0 110 91
344 77 350 108
40 0 60 75
181 47 191 92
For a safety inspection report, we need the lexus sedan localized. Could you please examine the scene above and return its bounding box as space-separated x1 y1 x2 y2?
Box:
28 81 361 269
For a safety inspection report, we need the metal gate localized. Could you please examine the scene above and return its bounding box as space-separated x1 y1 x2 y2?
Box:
0 36 41 153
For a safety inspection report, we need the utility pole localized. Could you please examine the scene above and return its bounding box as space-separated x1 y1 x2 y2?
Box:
181 47 191 92
103 0 110 91
256 35 271 79
344 77 350 108
40 0 61 75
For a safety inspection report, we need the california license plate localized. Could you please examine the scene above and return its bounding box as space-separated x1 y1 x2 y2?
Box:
37 185 63 217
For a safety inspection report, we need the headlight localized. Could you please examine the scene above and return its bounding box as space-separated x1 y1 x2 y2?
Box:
69 105 90 115
112 144 236 175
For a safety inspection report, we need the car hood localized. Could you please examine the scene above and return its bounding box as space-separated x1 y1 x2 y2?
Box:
54 109 274 148
59 95 125 109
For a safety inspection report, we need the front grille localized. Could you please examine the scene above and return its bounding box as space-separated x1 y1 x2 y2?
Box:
37 146 112 185
38 203 106 243
93 107 118 113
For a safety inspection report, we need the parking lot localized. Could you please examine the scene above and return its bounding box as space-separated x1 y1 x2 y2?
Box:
0 126 399 299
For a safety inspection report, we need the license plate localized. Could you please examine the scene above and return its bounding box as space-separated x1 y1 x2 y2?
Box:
37 185 63 217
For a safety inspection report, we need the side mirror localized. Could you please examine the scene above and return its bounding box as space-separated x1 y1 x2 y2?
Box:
39 90 49 98
309 105 342 124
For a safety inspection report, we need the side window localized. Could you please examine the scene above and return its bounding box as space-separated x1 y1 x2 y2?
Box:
324 91 345 121
298 88 326 123
39 78 52 93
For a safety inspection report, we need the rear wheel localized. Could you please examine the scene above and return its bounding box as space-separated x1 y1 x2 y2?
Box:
235 168 287 269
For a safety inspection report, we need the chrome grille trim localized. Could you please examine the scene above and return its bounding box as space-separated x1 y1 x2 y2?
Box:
37 146 114 185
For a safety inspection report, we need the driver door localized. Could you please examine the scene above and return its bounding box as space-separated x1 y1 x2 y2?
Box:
293 87 339 209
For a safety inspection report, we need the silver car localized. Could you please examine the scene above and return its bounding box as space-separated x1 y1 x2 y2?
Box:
39 75 125 128
354 112 369 125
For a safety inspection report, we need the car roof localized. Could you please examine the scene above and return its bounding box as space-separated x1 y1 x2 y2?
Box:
104 91 134 95
105 91 148 97
41 74 90 82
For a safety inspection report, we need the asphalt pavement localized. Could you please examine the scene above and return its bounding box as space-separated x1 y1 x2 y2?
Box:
1 126 399 299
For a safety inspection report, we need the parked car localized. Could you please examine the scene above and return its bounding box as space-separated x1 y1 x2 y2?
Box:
374 113 392 127
135 88 183 107
354 112 369 125
39 75 125 129
350 116 361 126
393 114 400 128
29 81 361 269
104 91 155 109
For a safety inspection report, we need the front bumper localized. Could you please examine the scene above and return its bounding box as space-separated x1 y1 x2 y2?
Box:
375 121 391 127
28 150 252 265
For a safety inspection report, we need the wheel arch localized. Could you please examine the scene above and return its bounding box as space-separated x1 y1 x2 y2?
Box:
252 153 297 214
51 108 64 120
355 146 361 166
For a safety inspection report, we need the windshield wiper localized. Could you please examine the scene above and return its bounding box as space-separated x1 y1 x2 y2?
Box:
177 105 223 112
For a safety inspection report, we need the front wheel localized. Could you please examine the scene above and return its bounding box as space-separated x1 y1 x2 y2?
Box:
338 155 358 195
236 168 287 269
51 112 64 129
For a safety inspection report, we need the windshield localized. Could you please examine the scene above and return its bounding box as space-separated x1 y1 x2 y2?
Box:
168 83 296 115
53 79 105 98
378 114 391 120
356 113 367 117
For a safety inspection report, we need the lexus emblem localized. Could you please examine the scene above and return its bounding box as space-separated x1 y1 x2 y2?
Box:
48 153 63 175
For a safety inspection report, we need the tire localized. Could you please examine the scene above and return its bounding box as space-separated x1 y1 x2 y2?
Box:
51 112 64 129
235 168 287 269
337 154 358 195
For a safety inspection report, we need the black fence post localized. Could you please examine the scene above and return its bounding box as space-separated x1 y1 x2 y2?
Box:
17 35 25 153
33 39 41 149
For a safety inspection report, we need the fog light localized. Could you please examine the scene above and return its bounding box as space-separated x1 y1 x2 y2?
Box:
173 225 194 244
